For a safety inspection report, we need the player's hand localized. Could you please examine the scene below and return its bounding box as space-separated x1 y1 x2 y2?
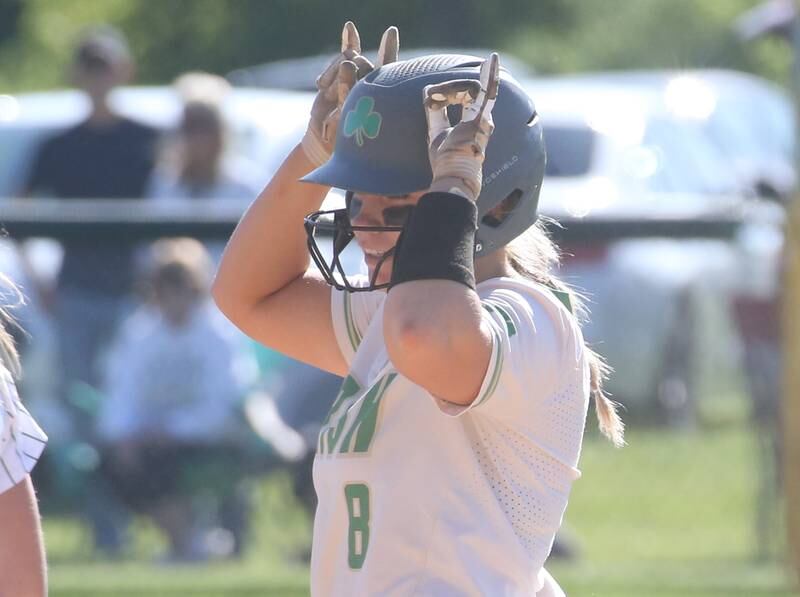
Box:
301 22 399 167
424 53 500 201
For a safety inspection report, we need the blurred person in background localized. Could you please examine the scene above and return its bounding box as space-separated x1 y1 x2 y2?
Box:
214 22 624 596
21 24 157 333
97 238 258 562
18 25 158 553
147 72 259 204
146 72 260 266
0 275 48 596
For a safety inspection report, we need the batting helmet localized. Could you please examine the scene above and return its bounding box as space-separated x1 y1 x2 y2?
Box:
303 54 546 290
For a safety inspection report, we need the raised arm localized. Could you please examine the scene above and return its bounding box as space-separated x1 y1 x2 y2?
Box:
384 54 501 405
213 23 397 376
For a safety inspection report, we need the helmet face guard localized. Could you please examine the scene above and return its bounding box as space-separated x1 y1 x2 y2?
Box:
304 192 405 292
302 54 546 292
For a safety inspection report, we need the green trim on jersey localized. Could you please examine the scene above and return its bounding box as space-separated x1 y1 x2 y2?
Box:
542 284 575 315
343 292 363 352
546 286 574 315
474 325 504 407
482 302 517 337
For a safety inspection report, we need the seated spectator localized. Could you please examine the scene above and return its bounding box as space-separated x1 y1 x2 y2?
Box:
147 72 260 202
97 238 258 561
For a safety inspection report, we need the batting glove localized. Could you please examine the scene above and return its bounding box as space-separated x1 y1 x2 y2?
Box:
424 53 500 201
301 22 399 167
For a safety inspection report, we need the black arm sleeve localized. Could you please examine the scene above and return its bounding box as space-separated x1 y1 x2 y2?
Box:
389 192 478 290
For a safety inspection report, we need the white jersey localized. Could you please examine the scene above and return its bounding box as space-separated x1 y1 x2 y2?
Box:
311 275 589 596
0 363 47 494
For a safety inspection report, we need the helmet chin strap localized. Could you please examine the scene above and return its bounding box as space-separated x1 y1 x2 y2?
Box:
369 246 396 288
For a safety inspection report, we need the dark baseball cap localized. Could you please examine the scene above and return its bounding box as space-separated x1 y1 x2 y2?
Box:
74 26 131 69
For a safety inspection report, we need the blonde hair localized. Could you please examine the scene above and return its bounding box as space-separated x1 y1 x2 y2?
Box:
174 72 230 133
0 273 23 378
174 72 231 106
154 72 232 179
148 237 213 297
505 221 625 447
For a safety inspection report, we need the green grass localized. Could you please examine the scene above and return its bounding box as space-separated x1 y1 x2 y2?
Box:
48 474 313 596
551 426 796 596
45 425 798 596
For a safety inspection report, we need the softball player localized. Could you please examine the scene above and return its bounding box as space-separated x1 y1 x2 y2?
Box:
215 22 624 596
0 276 48 597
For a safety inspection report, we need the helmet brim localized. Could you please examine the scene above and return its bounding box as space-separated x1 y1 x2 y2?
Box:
300 152 432 196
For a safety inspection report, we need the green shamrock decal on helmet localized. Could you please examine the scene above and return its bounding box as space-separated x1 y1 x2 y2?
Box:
343 96 382 147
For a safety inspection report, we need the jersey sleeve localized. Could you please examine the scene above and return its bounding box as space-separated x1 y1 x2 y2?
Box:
330 276 386 366
430 285 590 451
0 366 47 494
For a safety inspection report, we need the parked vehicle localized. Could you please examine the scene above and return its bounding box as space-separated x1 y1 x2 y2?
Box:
563 69 795 199
524 74 785 423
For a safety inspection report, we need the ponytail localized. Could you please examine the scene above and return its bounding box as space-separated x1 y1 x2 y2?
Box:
586 346 626 448
506 221 625 447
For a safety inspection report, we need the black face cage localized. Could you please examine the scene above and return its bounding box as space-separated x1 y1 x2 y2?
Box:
303 193 405 292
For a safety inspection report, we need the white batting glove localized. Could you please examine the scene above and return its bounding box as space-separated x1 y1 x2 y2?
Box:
424 53 500 201
301 22 399 167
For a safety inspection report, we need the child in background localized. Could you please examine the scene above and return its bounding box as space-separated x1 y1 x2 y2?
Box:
97 237 257 561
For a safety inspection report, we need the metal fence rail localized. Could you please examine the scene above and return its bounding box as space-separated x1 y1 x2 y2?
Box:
0 198 747 242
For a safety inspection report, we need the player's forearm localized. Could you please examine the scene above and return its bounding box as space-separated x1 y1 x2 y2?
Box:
384 279 492 404
213 144 328 315
0 478 47 597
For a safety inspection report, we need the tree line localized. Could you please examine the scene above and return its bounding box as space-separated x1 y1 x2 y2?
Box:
0 0 790 92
